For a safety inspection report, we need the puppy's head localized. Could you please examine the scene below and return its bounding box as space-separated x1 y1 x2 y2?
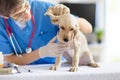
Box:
45 10 80 43
56 14 80 43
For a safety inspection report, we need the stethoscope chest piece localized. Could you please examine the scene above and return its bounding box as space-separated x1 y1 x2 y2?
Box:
26 48 32 53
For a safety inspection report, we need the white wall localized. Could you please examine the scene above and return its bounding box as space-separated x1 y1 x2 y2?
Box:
96 0 105 29
105 0 120 62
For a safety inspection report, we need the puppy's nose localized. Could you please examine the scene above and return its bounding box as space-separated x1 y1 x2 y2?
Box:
63 38 69 42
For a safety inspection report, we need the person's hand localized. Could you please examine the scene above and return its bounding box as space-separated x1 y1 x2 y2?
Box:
45 4 70 24
39 42 67 58
45 4 70 16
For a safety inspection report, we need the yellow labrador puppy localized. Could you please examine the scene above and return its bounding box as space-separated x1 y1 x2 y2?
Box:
45 8 98 72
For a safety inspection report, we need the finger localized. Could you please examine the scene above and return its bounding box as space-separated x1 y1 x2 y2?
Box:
57 44 68 48
59 4 65 15
50 7 54 15
45 7 53 15
55 4 62 15
60 7 63 15
66 7 70 13
63 7 67 14
56 6 60 15
57 45 69 51
63 7 70 14
55 50 64 54
53 6 58 15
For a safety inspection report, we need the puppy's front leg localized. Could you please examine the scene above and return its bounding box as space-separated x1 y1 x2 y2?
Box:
69 42 80 72
50 56 61 70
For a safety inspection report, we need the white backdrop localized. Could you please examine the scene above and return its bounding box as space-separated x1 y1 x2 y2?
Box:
105 0 120 62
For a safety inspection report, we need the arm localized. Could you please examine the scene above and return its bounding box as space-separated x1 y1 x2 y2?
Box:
4 50 40 65
4 36 66 65
4 36 56 65
77 17 93 33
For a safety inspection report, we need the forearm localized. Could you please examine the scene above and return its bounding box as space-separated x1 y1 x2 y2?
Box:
4 49 40 65
77 17 92 33
4 39 67 65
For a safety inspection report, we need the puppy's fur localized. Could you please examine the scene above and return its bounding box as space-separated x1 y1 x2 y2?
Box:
45 12 98 72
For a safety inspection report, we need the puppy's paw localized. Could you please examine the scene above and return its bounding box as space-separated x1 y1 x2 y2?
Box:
50 65 59 70
69 67 78 72
88 63 99 68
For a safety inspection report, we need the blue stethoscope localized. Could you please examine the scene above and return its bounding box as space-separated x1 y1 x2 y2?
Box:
4 10 36 57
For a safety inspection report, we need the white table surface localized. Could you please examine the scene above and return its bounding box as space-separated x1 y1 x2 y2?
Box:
0 62 120 80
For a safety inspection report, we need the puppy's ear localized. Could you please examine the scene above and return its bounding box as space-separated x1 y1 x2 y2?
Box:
44 8 60 25
77 18 92 33
72 24 79 39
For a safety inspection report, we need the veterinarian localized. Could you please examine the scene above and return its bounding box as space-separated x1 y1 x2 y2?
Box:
0 0 92 65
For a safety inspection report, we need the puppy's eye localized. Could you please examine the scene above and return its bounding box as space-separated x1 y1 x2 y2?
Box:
60 27 65 30
70 28 74 31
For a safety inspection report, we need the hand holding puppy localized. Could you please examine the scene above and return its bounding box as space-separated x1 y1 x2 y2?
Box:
45 4 70 24
39 43 67 58
39 37 68 58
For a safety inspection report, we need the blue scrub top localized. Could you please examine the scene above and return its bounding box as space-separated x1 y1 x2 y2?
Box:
0 0 59 64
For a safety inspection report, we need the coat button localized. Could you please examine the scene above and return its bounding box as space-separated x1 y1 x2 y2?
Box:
40 32 44 35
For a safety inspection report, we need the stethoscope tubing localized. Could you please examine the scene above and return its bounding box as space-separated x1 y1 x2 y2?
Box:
4 18 22 57
9 34 22 57
11 33 23 53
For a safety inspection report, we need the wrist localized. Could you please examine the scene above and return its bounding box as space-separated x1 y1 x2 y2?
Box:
38 47 46 58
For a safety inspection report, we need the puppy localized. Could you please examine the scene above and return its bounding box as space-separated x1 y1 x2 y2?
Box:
45 11 98 72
